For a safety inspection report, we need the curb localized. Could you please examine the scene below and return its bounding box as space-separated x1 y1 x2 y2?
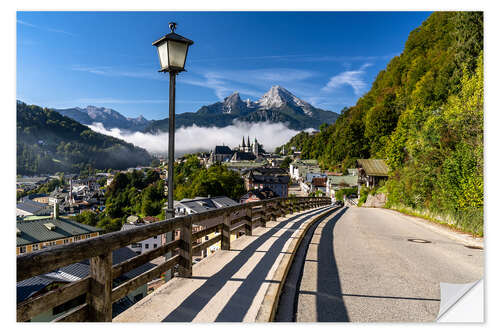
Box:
255 205 339 322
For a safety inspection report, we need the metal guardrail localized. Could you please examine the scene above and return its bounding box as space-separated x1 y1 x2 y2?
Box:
17 196 331 322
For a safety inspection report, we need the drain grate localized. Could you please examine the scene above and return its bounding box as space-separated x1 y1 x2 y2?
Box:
407 238 431 244
464 245 483 250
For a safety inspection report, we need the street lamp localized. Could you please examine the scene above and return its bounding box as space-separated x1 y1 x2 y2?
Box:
153 22 193 220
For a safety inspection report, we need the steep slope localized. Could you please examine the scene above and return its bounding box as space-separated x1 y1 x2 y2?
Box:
280 12 483 234
17 101 152 175
144 86 339 132
57 105 151 131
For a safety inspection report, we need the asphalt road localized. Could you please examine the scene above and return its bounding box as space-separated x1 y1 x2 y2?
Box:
275 206 484 322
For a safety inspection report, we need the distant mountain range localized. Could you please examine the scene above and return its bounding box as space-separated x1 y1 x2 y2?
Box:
56 105 151 132
17 101 151 175
27 86 339 135
144 86 339 132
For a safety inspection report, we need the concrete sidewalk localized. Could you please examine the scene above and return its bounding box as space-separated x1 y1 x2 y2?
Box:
114 206 332 322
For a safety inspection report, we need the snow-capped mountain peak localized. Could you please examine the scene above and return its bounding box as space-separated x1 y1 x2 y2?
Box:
56 105 151 131
222 91 244 114
257 85 313 114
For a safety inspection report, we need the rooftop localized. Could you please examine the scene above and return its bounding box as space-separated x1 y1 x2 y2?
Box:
17 200 49 215
240 187 278 201
291 159 318 166
17 218 102 246
214 146 233 155
327 175 359 187
357 159 389 177
312 177 327 187
17 247 155 303
249 174 290 184
174 196 239 214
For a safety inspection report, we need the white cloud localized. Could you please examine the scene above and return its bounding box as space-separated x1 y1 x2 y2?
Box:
88 121 310 156
184 68 317 101
74 98 169 105
322 63 372 95
71 65 162 81
17 19 76 36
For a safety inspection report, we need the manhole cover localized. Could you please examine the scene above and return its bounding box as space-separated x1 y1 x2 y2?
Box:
407 238 431 244
464 245 483 250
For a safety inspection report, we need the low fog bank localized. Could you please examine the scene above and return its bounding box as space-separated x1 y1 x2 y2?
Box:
88 121 314 157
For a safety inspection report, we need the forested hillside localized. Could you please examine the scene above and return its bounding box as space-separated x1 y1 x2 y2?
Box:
73 156 245 233
17 101 152 175
280 12 483 234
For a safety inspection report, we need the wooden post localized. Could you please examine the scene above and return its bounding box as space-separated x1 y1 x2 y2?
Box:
245 207 252 236
275 200 282 218
179 219 192 277
221 213 231 250
260 202 267 227
88 252 112 322
270 201 277 221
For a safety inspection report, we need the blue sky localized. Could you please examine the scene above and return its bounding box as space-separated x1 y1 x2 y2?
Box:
17 11 431 120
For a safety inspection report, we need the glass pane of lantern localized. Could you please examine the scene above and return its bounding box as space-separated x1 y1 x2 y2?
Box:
167 41 188 69
157 42 169 70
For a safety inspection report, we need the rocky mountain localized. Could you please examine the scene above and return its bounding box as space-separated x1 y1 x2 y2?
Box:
56 105 151 132
17 101 152 175
145 86 339 132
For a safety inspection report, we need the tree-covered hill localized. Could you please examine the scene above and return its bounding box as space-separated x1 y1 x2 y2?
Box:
17 101 152 175
279 12 483 234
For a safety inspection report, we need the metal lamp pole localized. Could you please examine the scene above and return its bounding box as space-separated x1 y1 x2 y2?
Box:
166 71 176 219
153 22 193 281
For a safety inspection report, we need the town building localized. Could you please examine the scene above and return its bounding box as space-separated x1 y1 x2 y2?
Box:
16 176 49 192
347 168 359 177
289 159 321 181
311 177 327 194
121 216 164 255
230 151 256 162
224 160 268 174
16 199 52 217
240 187 278 203
210 137 266 165
21 193 51 204
326 175 359 200
16 205 101 255
245 170 290 197
356 159 389 188
209 145 233 163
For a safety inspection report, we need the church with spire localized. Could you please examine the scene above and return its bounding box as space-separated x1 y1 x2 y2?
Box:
209 136 265 165
237 136 263 156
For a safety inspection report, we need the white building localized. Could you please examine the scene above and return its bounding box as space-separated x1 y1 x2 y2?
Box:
121 217 164 255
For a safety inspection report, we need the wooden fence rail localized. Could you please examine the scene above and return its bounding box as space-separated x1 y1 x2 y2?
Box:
17 196 331 322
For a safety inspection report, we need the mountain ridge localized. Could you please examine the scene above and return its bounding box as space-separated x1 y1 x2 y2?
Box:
17 101 152 175
145 85 340 133
56 105 151 132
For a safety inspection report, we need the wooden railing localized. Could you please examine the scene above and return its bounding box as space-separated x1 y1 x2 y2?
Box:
16 196 331 322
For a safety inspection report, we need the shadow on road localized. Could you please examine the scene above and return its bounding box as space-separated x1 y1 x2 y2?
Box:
316 207 349 322
161 206 331 322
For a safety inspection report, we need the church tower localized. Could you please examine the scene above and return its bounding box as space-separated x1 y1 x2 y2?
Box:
241 136 246 152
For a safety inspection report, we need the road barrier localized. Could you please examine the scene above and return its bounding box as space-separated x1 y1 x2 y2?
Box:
17 196 331 322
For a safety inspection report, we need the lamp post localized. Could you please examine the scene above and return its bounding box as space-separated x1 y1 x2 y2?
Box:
153 22 194 220
153 22 193 280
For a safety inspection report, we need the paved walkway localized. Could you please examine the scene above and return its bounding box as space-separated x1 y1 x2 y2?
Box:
276 207 483 322
114 206 332 322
